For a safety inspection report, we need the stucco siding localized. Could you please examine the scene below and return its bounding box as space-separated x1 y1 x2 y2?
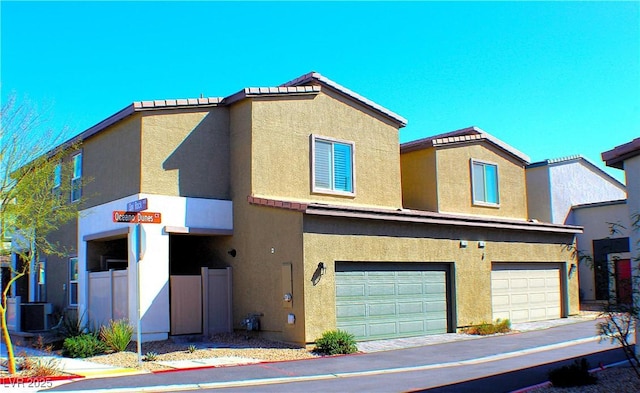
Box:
525 166 552 222
83 115 142 208
401 149 438 211
250 91 403 209
220 204 305 344
141 108 230 199
436 143 528 219
302 216 578 344
549 161 626 225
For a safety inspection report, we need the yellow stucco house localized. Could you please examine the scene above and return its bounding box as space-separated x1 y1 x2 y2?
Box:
10 72 581 345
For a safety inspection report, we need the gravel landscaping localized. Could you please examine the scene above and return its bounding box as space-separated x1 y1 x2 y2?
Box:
84 332 319 372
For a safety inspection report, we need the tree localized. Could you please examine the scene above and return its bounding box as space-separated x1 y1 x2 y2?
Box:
0 93 82 374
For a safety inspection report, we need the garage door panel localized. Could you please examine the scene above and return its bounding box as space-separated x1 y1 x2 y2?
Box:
336 283 366 297
336 264 448 340
398 301 423 315
336 304 366 318
368 284 396 296
492 264 561 323
398 283 423 295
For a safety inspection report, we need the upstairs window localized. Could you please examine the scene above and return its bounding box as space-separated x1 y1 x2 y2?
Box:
312 135 355 195
471 159 499 205
52 163 62 200
71 153 82 202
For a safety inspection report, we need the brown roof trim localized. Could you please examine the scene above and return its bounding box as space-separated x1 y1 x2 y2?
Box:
248 196 582 234
247 196 308 211
602 137 640 169
281 72 408 127
401 126 530 164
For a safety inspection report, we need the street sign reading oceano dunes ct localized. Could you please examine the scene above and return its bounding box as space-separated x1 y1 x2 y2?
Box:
112 211 162 224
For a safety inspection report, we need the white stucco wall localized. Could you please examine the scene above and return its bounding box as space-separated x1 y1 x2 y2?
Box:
549 160 626 225
622 155 640 357
78 194 232 341
572 201 629 301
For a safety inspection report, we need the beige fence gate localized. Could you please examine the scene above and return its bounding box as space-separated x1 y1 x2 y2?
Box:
87 269 128 328
170 267 233 336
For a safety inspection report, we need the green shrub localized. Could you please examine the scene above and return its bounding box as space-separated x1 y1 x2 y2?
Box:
100 319 133 352
62 333 106 358
463 319 511 335
549 358 597 387
58 309 88 337
187 344 197 353
144 351 158 361
314 330 358 355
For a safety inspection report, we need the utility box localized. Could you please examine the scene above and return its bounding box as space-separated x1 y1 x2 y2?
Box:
20 303 53 332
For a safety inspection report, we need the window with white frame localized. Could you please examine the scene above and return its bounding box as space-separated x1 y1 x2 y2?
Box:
312 135 355 194
69 257 78 307
52 163 62 200
36 260 46 302
71 153 82 202
471 159 499 205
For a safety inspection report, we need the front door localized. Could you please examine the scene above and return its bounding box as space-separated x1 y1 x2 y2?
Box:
615 259 632 305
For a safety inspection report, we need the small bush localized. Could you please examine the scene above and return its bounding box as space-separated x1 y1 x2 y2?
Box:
314 330 358 355
187 344 197 353
100 319 133 352
144 351 158 361
463 319 511 335
62 333 106 358
549 358 597 387
18 354 61 377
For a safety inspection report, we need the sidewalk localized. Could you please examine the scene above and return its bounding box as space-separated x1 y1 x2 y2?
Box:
1 312 605 392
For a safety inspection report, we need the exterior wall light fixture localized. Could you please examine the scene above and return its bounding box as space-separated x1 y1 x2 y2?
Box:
569 263 577 278
228 249 237 257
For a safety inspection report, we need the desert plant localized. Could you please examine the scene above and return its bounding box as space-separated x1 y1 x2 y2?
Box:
314 329 358 355
463 319 511 335
58 309 88 338
100 319 133 353
187 344 197 353
548 358 597 387
62 333 106 358
17 351 61 377
144 351 158 361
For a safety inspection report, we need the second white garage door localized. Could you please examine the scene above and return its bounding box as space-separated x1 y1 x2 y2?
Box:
491 263 561 323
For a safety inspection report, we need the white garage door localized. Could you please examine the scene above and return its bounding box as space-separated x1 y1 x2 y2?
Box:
491 263 561 323
335 263 448 341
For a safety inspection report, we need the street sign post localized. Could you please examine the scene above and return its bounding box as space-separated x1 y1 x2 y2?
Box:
113 204 159 366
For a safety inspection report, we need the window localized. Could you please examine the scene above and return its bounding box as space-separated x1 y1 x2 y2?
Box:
52 163 62 199
312 135 355 194
471 159 499 205
69 257 78 307
36 260 46 302
71 153 82 202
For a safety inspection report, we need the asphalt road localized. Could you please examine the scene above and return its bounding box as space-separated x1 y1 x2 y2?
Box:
45 320 629 393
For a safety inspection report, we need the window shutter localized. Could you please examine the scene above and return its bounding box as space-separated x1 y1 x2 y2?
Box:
333 143 352 192
314 140 332 189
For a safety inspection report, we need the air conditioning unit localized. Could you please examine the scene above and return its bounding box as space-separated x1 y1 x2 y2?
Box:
20 303 53 332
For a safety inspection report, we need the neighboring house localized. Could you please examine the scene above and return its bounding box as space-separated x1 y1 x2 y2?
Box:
602 140 640 283
602 137 640 351
10 73 581 346
524 155 627 303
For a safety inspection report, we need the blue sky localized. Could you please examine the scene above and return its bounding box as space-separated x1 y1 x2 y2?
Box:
2 1 638 183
